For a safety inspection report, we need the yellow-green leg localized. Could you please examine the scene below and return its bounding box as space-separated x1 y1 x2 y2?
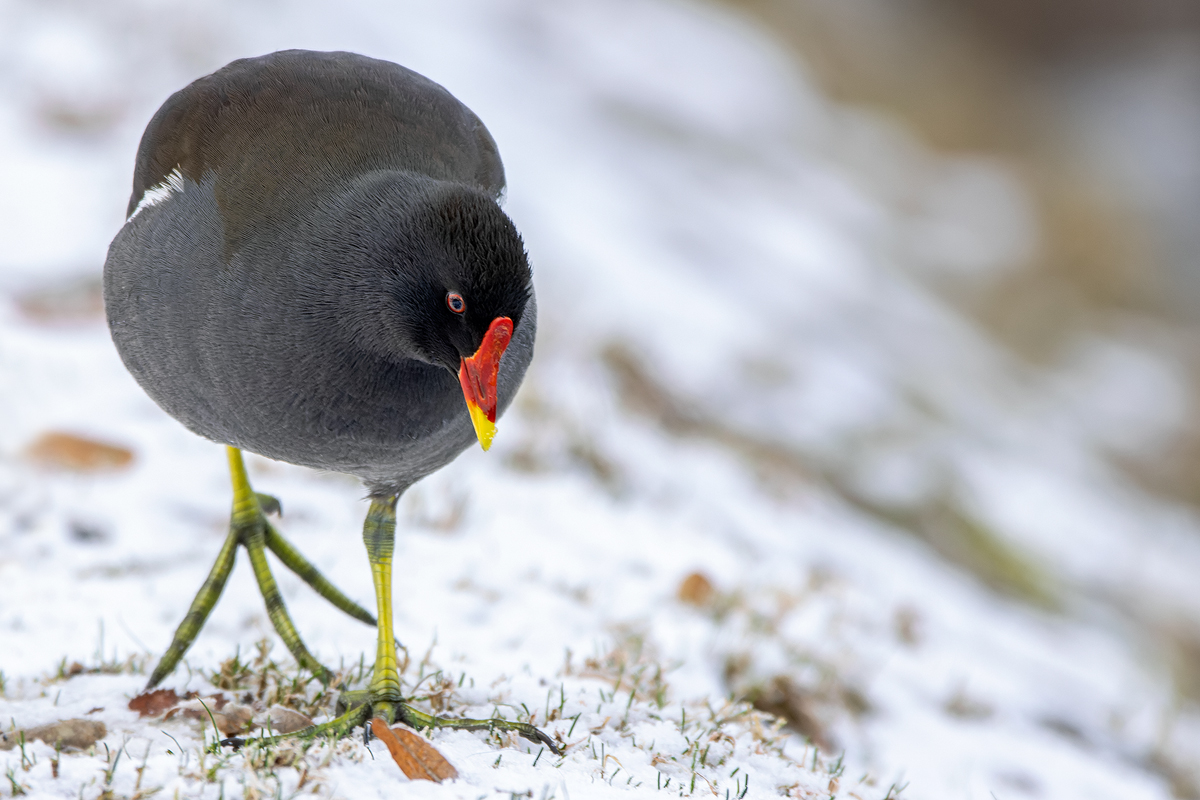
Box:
256 495 560 753
243 522 331 683
146 447 376 689
330 495 405 722
365 496 404 717
146 523 239 689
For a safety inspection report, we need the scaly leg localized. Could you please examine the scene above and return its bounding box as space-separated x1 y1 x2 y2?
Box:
145 527 239 689
364 496 404 718
243 522 332 683
145 447 374 689
292 495 560 752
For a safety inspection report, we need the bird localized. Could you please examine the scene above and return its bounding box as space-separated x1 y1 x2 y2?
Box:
103 49 550 747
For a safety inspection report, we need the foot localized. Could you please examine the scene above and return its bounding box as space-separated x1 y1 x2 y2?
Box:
222 689 560 754
225 493 559 754
347 689 558 751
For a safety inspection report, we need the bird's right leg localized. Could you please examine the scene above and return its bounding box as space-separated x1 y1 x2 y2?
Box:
145 524 239 689
242 522 333 684
221 495 558 751
145 447 369 689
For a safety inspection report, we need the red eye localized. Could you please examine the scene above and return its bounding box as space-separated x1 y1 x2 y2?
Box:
446 292 466 314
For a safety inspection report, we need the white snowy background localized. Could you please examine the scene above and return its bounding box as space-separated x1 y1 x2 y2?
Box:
2 0 1199 798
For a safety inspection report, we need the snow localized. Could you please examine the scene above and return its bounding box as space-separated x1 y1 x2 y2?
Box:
2 0 1199 798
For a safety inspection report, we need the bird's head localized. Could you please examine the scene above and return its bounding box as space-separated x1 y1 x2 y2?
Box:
408 190 531 450
332 175 532 451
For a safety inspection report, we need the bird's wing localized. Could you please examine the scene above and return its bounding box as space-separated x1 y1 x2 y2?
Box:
125 50 506 243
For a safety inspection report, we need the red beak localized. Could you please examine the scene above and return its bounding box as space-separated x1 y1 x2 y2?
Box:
458 316 513 450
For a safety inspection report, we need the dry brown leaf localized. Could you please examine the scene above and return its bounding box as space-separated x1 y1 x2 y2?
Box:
0 720 106 751
214 705 255 736
128 688 179 717
176 695 249 735
678 572 715 606
748 676 836 752
24 432 134 472
370 718 458 782
15 277 104 324
268 706 314 734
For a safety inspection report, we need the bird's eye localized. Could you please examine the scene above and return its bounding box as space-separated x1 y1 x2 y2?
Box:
446 292 466 314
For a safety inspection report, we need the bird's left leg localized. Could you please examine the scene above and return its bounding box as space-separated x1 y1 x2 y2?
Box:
253 496 402 741
362 494 405 721
322 495 560 753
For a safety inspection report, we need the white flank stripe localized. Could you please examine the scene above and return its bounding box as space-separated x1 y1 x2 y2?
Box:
128 167 185 220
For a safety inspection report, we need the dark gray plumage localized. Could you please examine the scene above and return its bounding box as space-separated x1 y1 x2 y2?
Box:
104 50 535 492
104 53 558 747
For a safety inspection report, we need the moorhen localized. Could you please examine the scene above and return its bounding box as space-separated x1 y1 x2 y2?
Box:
104 49 548 746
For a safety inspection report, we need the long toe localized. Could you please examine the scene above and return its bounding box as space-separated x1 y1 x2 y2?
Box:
146 527 240 689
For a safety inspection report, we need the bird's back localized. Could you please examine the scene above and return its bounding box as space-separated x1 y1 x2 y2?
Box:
127 50 505 254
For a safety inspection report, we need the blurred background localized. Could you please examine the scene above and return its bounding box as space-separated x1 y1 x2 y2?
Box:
4 0 1200 797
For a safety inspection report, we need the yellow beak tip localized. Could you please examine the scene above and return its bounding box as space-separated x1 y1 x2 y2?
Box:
467 402 497 451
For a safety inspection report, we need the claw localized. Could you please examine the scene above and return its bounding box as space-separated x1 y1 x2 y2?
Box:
522 724 561 753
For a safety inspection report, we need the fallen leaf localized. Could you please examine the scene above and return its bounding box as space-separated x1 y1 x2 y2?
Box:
215 706 255 736
944 689 994 721
128 689 179 718
747 676 835 752
24 432 134 472
178 695 249 735
0 720 106 751
894 605 923 646
370 718 458 782
677 572 715 606
268 706 313 734
15 276 104 324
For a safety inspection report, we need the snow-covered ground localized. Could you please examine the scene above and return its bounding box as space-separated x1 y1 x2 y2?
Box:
2 0 1199 798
